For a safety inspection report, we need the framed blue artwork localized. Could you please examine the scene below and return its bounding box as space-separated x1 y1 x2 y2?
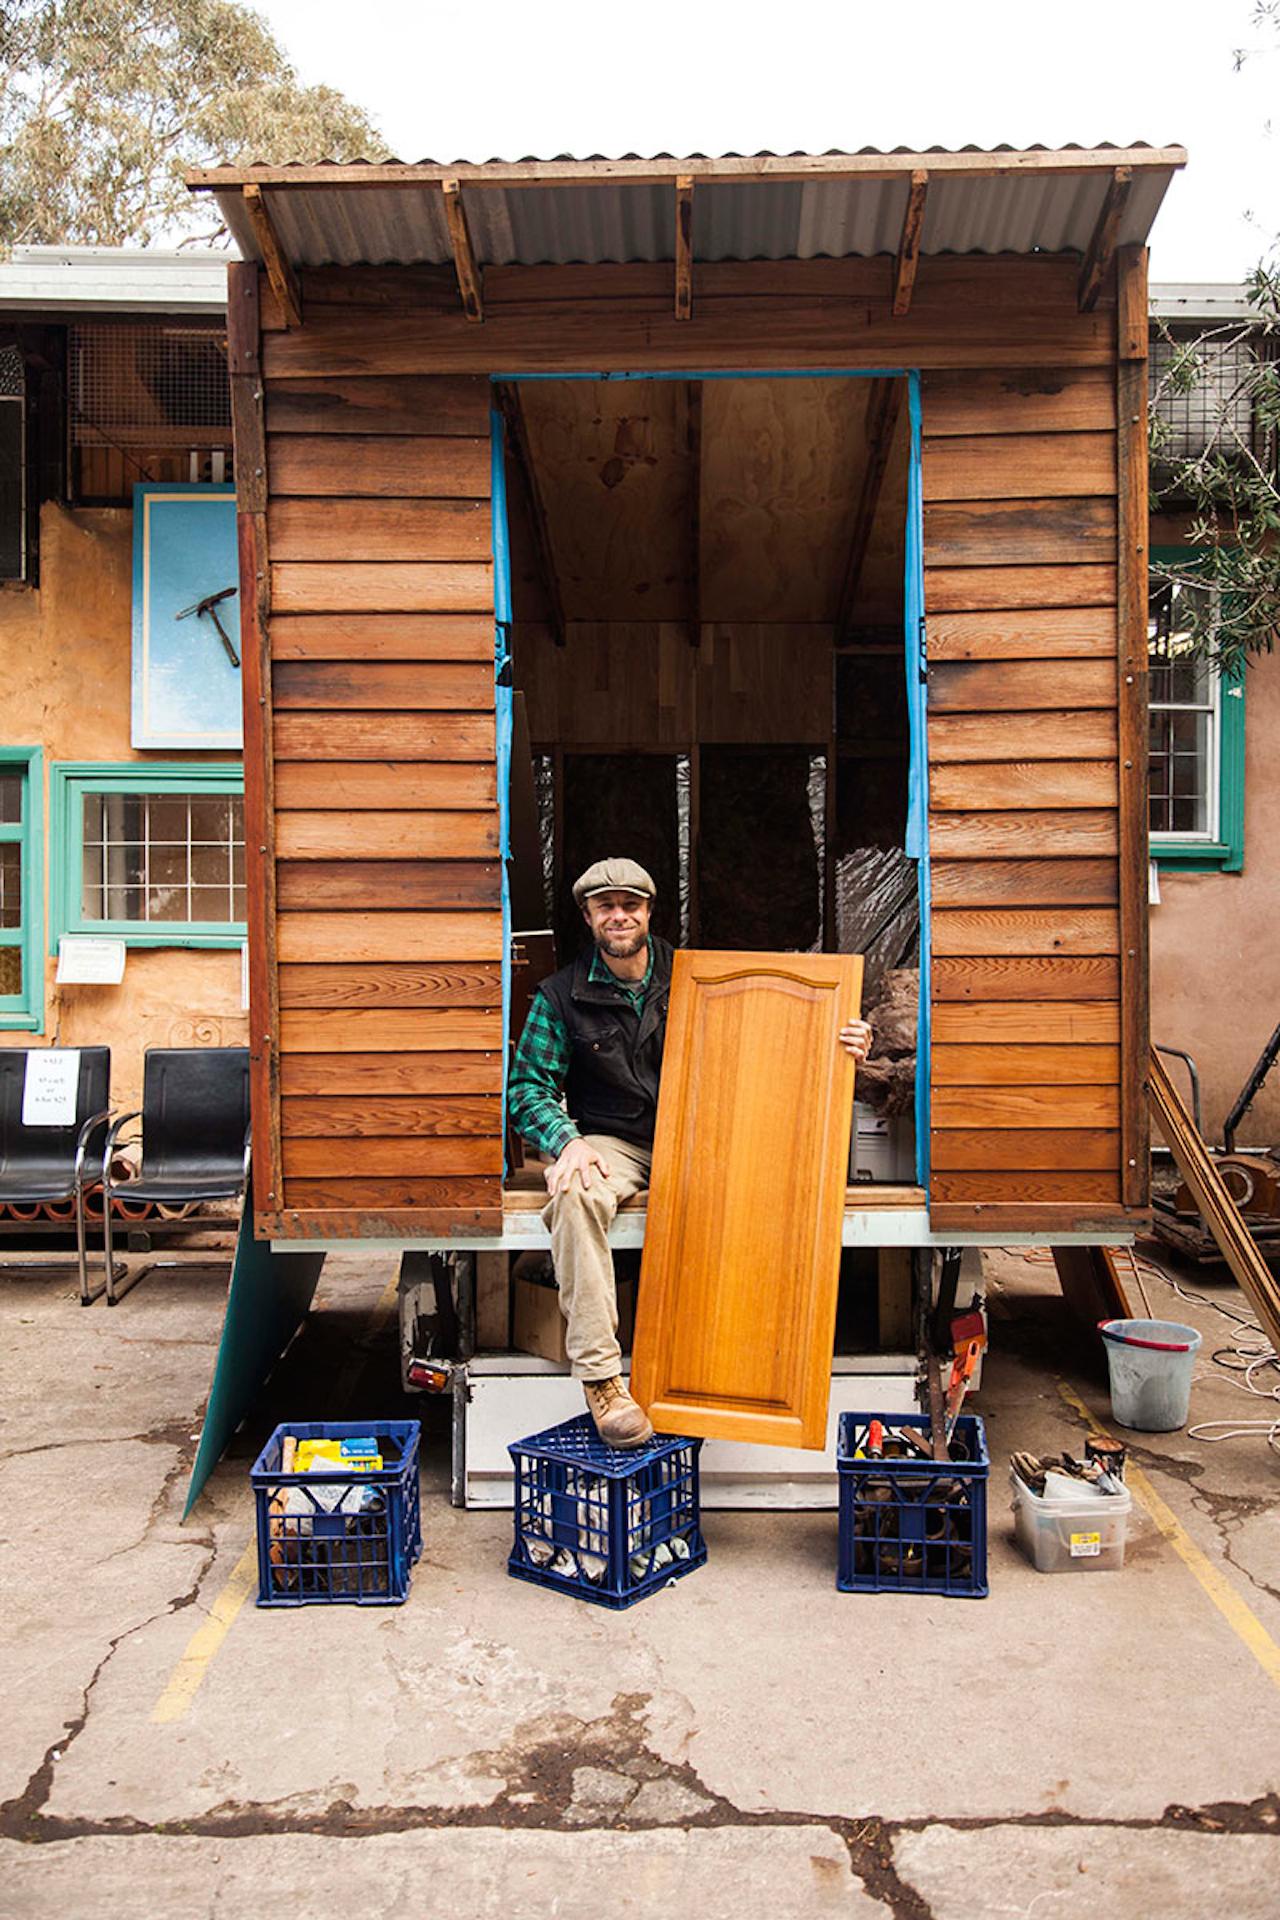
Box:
131 483 242 749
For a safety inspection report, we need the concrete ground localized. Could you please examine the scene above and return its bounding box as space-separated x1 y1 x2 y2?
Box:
1 1240 1278 1919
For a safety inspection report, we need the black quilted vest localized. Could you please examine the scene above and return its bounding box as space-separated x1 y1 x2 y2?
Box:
538 937 673 1148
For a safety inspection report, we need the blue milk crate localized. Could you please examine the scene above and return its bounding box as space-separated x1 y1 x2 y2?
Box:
837 1412 989 1598
508 1415 706 1609
251 1420 423 1607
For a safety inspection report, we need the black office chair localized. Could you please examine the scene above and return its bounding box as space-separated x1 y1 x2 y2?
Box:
102 1047 251 1305
0 1047 113 1305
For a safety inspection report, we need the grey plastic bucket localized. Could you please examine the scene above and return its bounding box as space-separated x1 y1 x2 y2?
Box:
1098 1319 1202 1432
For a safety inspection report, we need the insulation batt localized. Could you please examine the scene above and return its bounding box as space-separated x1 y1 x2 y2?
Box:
854 967 918 1118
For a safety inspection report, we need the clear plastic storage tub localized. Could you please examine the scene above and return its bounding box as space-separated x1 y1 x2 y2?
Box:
1010 1471 1132 1574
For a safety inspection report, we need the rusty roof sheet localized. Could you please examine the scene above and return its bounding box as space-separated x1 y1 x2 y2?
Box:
196 145 1184 270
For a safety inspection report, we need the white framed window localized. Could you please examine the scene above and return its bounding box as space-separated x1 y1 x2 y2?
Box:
1148 572 1220 843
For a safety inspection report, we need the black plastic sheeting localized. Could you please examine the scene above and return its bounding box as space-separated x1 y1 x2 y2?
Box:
699 748 822 952
557 753 682 960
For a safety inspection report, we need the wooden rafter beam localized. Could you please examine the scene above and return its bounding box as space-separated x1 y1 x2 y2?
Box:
496 383 565 646
189 146 1187 192
442 179 484 322
686 380 702 645
892 170 928 317
836 378 903 637
675 175 694 320
241 184 301 327
1078 166 1133 312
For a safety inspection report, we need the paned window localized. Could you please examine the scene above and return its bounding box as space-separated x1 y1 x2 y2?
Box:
52 764 245 947
1148 553 1245 872
0 749 44 1029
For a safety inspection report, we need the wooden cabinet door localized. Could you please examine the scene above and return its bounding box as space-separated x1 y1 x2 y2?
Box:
631 950 861 1449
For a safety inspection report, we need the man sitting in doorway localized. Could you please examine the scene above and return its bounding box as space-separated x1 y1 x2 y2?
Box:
508 857 873 1448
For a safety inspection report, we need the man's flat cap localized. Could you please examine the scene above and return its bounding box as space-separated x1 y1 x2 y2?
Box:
572 858 657 907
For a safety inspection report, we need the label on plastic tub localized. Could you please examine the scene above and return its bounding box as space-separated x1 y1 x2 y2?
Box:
1069 1531 1102 1557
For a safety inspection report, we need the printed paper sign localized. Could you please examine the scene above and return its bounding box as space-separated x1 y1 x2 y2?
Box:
22 1049 81 1128
1069 1531 1102 1558
57 937 127 985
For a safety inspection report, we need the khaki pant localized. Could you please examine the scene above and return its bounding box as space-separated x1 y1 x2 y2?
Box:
541 1132 652 1380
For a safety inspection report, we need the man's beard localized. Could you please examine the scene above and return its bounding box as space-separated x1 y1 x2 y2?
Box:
597 929 646 958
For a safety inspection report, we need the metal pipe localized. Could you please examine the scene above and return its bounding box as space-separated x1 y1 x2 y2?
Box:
1153 1044 1202 1136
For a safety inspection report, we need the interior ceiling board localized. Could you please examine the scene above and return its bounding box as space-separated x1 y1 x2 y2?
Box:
699 377 870 622
518 380 694 621
211 153 1179 271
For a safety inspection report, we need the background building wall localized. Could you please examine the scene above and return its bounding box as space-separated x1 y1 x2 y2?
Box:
0 501 246 1113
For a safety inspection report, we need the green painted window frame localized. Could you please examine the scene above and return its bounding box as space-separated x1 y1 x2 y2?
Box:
50 761 246 950
1149 547 1246 873
0 746 44 1030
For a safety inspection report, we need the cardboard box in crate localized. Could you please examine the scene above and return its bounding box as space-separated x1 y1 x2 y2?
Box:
508 1414 705 1609
837 1412 989 1598
251 1420 422 1607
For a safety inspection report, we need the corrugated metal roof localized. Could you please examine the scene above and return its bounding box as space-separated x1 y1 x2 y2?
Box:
0 245 230 313
201 145 1184 271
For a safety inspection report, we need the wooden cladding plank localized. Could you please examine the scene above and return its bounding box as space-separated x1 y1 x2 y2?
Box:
279 1052 502 1096
925 564 1116 611
1117 245 1151 1210
928 711 1117 763
932 1127 1120 1170
922 433 1116 501
931 859 1117 908
932 1084 1120 1127
267 433 491 496
274 713 495 761
282 1094 501 1137
282 1137 502 1178
272 660 494 711
277 961 500 1009
933 956 1120 1001
265 374 489 436
259 268 1113 377
276 861 500 912
633 951 861 1451
928 812 1119 857
921 367 1116 436
923 497 1114 567
932 908 1118 956
932 1171 1121 1203
930 760 1116 812
283 1176 497 1210
928 659 1116 712
927 608 1118 661
277 912 502 964
269 498 491 562
932 1002 1120 1044
275 811 499 861
929 1201 1141 1232
280 1008 501 1052
272 562 493 615
271 613 494 662
933 1043 1119 1085
275 761 496 810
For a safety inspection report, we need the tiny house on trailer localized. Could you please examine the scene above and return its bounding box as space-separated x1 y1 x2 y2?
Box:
193 144 1182 1494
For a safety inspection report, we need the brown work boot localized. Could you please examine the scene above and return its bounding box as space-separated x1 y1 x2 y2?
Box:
583 1377 654 1449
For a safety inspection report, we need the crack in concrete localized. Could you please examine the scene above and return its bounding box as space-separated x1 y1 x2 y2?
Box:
4 1686 1278 1919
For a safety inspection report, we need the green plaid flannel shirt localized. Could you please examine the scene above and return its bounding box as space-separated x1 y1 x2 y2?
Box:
508 945 654 1159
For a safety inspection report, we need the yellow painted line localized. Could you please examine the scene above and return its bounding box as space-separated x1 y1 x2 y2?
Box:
1057 1381 1280 1692
150 1539 258 1725
151 1270 402 1726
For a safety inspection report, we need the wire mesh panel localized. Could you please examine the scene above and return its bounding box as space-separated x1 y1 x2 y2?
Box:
69 323 231 444
509 1414 705 1608
1150 333 1259 463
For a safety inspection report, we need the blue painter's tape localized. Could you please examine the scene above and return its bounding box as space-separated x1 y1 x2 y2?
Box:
903 371 931 1188
491 407 512 646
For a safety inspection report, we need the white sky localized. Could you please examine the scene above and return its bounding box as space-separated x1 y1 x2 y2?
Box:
252 0 1279 283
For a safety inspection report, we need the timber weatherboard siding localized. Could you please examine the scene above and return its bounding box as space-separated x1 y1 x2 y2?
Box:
232 252 1150 1239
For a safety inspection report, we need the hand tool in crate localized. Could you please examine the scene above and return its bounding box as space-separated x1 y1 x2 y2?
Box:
251 1420 422 1607
837 1411 989 1598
